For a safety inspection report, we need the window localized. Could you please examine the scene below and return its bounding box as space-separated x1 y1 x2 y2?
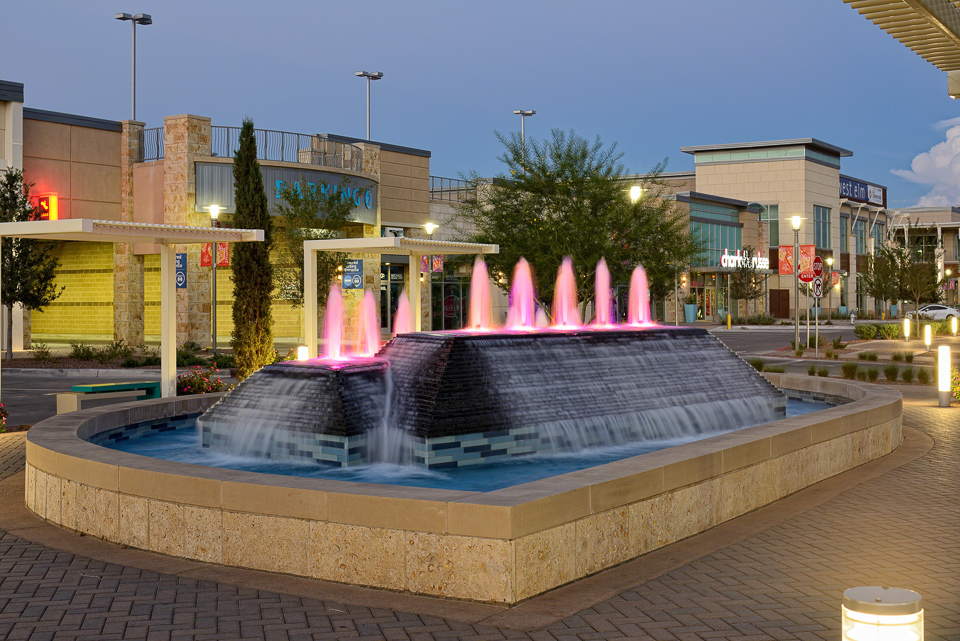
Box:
870 223 884 254
814 205 831 249
690 220 742 267
760 204 779 247
840 217 848 253
854 219 866 255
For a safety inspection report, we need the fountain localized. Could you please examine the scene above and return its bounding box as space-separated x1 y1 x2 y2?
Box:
198 256 785 469
594 258 613 326
467 257 491 330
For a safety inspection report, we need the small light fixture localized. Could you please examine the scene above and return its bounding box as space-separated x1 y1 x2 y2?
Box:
424 222 439 235
938 346 951 407
207 204 221 222
925 324 932 352
629 185 644 203
297 345 309 361
842 586 923 641
791 215 802 231
904 317 911 342
952 316 958 336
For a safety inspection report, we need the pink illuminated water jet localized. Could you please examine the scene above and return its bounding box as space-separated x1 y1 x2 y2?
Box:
356 289 381 356
506 258 537 329
393 290 412 336
594 258 613 327
322 283 344 359
552 257 581 328
628 265 652 326
468 257 492 330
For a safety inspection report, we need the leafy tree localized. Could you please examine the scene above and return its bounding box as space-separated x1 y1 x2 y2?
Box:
230 118 274 380
0 168 63 361
274 177 354 309
858 243 906 311
454 129 700 319
901 258 943 315
728 246 765 316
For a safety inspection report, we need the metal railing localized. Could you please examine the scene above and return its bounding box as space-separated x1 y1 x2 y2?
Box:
430 176 474 202
138 127 164 162
135 126 363 172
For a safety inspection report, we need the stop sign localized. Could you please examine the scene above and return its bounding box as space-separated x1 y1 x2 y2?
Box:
812 255 824 278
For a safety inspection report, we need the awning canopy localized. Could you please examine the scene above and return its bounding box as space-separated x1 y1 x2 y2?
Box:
0 219 265 398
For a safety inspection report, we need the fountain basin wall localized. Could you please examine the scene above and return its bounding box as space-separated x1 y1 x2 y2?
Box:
24 375 901 604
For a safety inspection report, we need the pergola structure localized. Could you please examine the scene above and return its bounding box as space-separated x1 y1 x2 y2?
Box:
302 236 498 357
842 0 960 96
0 219 264 397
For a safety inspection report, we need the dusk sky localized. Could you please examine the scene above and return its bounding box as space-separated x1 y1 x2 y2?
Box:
4 1 958 208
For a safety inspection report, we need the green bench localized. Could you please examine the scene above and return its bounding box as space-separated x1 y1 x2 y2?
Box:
56 381 161 414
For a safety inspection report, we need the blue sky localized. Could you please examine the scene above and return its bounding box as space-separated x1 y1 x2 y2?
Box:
3 0 957 207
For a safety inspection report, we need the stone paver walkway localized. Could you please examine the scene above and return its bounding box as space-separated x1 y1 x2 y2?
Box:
0 389 957 640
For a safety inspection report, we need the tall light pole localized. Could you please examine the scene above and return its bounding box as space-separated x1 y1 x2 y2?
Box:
513 109 535 162
207 205 221 356
826 256 834 317
355 71 383 140
792 216 803 350
115 13 152 121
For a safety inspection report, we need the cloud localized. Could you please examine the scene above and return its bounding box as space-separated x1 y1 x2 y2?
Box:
892 123 960 207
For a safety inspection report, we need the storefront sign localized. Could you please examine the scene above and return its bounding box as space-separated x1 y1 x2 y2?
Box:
201 243 230 267
719 249 769 270
342 259 363 289
778 246 794 275
176 253 187 289
839 176 884 206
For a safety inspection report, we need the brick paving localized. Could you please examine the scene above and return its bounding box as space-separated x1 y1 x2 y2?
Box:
0 389 957 640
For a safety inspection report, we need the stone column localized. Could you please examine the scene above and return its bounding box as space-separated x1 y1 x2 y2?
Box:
163 115 212 347
114 119 146 345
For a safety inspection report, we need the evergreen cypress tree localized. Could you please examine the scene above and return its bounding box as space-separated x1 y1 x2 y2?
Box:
230 118 274 379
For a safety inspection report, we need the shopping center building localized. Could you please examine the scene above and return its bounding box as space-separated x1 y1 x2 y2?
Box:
3 76 958 348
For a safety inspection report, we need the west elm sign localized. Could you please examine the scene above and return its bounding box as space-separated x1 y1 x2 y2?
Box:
195 162 378 226
839 176 884 207
719 249 770 270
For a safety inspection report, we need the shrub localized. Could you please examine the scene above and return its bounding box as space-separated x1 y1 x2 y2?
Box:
884 365 899 381
892 352 903 362
93 340 134 364
901 367 915 383
854 324 877 340
905 352 914 364
841 363 859 380
176 366 226 395
817 367 829 377
833 352 840 361
748 358 765 372
137 345 161 367
867 368 879 382
858 351 878 361
30 342 53 362
0 402 7 429
211 352 235 369
878 323 903 340
825 349 835 359
807 335 821 348
745 313 776 325
953 367 960 401
856 370 867 381
120 356 141 368
917 369 931 385
794 349 805 358
181 341 203 354
69 341 96 360
764 366 785 373
808 364 817 376
832 337 847 350
176 348 208 367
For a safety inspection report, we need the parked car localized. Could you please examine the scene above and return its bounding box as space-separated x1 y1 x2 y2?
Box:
904 304 960 320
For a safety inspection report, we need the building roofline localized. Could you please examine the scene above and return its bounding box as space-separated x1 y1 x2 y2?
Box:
680 138 853 158
675 191 757 209
840 173 887 190
23 108 122 132
320 133 431 158
0 80 24 103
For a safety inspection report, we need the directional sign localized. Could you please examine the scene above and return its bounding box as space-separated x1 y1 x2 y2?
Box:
342 259 363 290
812 276 824 299
175 253 187 289
812 255 824 278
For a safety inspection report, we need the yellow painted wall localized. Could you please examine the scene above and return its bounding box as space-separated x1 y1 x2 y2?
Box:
32 242 114 339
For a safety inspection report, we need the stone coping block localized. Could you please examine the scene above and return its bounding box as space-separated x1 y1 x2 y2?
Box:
25 377 903 603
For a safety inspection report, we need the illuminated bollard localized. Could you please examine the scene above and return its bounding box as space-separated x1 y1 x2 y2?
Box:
904 318 911 341
952 316 958 337
297 345 310 361
924 325 932 352
939 345 952 407
842 586 923 641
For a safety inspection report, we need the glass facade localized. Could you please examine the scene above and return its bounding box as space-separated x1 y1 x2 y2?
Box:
689 202 742 267
853 219 867 255
840 217 848 253
870 223 885 254
761 204 779 247
430 272 469 331
814 205 831 249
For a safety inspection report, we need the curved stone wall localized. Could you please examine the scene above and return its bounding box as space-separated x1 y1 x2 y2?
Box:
24 376 902 604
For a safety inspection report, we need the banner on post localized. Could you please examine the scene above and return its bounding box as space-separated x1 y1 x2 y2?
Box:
778 245 794 275
798 245 816 279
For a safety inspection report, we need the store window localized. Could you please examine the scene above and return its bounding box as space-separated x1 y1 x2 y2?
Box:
854 219 867 255
870 223 885 254
380 264 406 333
840 217 848 253
760 204 779 247
814 205 831 249
431 266 469 331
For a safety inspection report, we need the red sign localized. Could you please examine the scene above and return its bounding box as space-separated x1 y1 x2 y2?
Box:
798 245 815 281
812 255 824 278
36 194 58 220
201 243 230 267
778 246 794 275
831 271 840 287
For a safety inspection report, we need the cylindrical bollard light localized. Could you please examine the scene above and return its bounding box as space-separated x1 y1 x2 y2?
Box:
939 345 952 407
952 316 958 337
297 345 310 361
924 324 932 352
842 586 923 641
904 318 911 341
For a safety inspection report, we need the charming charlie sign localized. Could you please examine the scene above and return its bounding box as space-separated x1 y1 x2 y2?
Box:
719 249 770 270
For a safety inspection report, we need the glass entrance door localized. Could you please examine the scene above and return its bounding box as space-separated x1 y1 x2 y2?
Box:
380 264 406 333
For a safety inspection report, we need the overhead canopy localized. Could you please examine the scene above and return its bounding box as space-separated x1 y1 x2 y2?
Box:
0 219 265 398
302 236 499 357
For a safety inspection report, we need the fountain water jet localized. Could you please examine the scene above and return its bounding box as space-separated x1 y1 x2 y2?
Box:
594 258 612 327
552 256 581 328
393 290 412 336
323 283 344 359
628 265 651 326
468 257 492 330
356 289 380 357
506 258 536 329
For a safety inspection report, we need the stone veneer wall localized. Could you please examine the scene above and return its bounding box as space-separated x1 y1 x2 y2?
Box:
24 375 901 604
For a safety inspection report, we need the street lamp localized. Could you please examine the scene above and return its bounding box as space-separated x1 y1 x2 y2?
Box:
513 109 535 162
355 71 383 141
207 205 221 356
792 216 802 350
114 12 152 121
826 256 834 317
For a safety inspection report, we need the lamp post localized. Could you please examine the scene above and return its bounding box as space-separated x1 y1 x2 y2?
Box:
115 12 153 121
792 216 802 350
826 256 834 317
513 109 535 162
207 205 221 356
355 71 383 141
